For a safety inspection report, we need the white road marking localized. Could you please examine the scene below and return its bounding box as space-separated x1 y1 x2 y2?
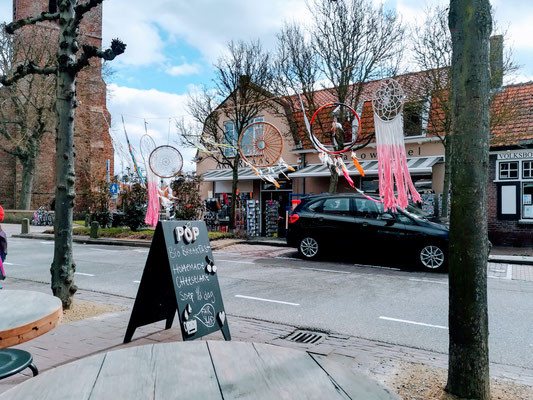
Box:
217 259 255 265
40 241 53 245
3 262 23 266
299 267 350 274
276 256 298 260
74 272 95 277
133 249 148 253
235 295 300 306
379 316 448 330
409 278 447 285
133 280 141 283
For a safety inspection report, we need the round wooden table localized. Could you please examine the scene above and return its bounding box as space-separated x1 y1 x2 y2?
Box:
0 290 62 349
0 341 399 399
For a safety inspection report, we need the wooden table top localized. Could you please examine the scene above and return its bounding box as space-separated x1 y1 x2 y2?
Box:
0 341 399 399
0 290 62 349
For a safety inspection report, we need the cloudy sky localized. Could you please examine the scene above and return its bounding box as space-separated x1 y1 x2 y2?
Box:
1 0 532 174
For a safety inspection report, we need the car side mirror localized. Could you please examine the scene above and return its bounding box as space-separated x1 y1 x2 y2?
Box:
381 213 395 224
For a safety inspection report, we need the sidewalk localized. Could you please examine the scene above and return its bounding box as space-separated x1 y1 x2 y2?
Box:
1 278 533 396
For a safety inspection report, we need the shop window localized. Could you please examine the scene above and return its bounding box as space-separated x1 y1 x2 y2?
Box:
322 198 351 215
523 183 533 219
499 161 518 180
523 161 533 179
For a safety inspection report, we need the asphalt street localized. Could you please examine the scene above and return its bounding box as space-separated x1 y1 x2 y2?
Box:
3 233 533 371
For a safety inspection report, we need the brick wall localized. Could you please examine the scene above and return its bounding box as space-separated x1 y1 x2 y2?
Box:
1 0 113 212
488 154 533 246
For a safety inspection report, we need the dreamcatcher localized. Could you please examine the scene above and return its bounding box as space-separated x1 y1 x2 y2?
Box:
298 95 380 202
143 145 184 226
238 121 293 188
372 78 421 210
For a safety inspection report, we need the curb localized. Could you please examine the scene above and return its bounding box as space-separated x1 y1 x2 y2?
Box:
489 254 533 266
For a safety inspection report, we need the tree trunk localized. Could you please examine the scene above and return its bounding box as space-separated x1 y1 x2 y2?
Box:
18 155 36 210
446 1 492 399
229 155 239 230
440 137 453 220
328 164 338 193
50 1 78 309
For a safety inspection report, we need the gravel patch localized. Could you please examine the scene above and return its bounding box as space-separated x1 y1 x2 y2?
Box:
60 299 126 324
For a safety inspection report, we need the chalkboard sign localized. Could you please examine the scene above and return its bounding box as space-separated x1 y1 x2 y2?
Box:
124 221 230 343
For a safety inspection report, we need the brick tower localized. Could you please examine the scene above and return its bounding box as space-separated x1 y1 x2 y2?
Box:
0 0 114 212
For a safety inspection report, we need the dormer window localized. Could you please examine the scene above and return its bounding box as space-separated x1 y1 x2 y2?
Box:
403 97 430 138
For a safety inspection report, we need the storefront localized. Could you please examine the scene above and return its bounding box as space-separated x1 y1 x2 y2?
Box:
489 149 533 245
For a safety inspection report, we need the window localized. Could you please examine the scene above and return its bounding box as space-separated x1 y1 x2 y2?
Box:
354 198 383 219
499 161 519 180
322 198 351 215
306 200 323 212
523 183 533 219
49 0 57 12
523 161 533 179
223 117 263 158
403 97 430 137
223 122 237 157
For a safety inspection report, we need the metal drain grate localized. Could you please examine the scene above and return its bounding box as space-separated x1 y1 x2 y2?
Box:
286 330 326 345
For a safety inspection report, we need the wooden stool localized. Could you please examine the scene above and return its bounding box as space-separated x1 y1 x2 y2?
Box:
0 349 38 380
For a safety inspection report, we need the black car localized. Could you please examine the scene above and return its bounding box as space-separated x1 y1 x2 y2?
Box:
286 193 449 270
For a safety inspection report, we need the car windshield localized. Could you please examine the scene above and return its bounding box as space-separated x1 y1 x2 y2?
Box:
402 204 430 220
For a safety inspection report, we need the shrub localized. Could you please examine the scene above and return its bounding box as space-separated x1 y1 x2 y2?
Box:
170 175 203 220
120 183 147 231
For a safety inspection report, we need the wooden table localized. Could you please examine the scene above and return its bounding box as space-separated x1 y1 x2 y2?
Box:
0 341 399 399
0 290 62 349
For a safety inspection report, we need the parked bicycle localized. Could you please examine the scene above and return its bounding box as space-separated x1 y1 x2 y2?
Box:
31 206 54 226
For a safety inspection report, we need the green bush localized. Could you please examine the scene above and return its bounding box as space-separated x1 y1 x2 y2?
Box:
120 183 147 232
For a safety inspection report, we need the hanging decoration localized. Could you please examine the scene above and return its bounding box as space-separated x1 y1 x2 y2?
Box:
139 133 159 226
121 116 145 186
298 94 380 203
372 79 421 210
238 121 288 188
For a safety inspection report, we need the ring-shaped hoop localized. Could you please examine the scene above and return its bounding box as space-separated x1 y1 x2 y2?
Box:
238 121 283 168
149 145 183 178
309 102 360 155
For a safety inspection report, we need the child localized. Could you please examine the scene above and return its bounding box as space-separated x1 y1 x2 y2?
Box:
0 205 7 288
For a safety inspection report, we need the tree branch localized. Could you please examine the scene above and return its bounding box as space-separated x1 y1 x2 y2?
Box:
75 0 105 21
72 39 126 73
5 12 59 34
0 62 57 86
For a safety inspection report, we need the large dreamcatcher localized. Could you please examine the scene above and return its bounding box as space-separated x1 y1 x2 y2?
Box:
372 79 421 210
238 121 294 188
298 95 367 190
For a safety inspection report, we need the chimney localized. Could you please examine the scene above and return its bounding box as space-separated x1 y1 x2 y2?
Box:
490 35 503 90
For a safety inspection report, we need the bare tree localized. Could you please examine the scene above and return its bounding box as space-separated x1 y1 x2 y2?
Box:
308 0 404 192
410 5 519 219
0 23 56 209
446 0 492 398
179 40 273 229
0 0 125 309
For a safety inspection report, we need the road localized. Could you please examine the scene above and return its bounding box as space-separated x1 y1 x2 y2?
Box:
3 231 533 371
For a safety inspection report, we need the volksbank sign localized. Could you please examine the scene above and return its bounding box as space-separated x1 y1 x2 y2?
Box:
496 151 533 160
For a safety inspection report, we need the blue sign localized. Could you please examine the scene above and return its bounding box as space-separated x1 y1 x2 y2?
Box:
110 183 118 194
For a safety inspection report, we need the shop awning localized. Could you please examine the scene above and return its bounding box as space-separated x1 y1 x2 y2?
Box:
288 156 444 178
202 166 295 181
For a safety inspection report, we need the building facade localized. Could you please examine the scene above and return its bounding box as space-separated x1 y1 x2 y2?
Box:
0 0 114 211
197 74 533 244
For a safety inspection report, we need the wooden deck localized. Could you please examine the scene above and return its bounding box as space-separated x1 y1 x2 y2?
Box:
0 341 399 399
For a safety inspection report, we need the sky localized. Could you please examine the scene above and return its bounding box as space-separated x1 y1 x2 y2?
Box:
1 0 533 174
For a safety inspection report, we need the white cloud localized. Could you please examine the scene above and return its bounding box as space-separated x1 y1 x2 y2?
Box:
106 84 197 173
165 63 201 77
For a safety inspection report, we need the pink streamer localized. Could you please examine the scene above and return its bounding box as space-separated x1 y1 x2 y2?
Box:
377 143 421 211
145 178 160 227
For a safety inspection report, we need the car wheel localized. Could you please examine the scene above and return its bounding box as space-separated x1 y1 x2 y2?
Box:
419 244 446 270
299 237 320 260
